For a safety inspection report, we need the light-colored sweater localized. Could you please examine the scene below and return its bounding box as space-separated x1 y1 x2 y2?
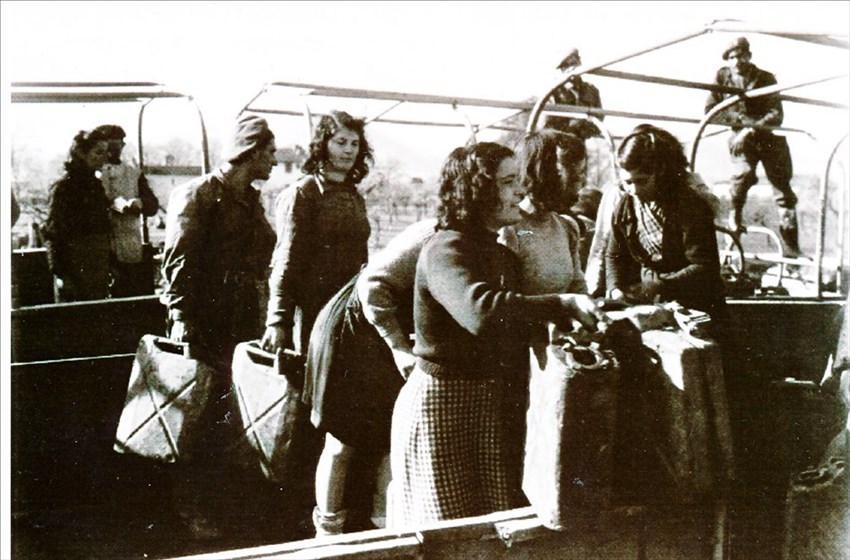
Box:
499 206 587 296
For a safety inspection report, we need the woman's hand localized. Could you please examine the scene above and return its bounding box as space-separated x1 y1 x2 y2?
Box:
624 280 663 304
169 319 192 343
261 324 291 354
558 293 606 332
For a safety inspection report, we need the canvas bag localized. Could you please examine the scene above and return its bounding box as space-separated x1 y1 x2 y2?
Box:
114 335 216 462
231 340 307 484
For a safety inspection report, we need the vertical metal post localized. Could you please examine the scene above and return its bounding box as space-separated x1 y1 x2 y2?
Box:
137 100 152 244
817 134 849 297
190 98 211 174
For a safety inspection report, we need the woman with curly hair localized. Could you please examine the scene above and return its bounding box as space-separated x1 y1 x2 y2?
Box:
43 130 111 302
390 142 602 527
262 110 373 355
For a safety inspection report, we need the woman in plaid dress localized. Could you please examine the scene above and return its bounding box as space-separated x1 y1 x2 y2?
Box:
390 143 603 526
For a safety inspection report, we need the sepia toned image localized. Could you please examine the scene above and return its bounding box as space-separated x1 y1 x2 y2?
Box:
2 2 848 559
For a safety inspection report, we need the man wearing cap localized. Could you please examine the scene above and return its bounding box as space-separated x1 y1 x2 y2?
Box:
545 48 604 141
544 48 612 220
160 113 277 539
91 125 159 297
705 36 802 257
162 113 277 366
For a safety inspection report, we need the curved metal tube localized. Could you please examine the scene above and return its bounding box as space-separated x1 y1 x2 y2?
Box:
238 84 268 116
302 99 314 144
136 99 153 168
527 26 711 132
189 97 211 174
137 99 154 244
590 115 621 183
816 133 849 297
452 102 478 145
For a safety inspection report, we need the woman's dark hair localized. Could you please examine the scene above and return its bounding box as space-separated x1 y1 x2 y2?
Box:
519 129 586 212
437 142 514 231
302 110 373 184
617 124 689 196
64 130 105 173
90 124 126 141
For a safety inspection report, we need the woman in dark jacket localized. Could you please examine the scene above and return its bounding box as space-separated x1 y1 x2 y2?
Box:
262 111 372 355
606 124 726 323
43 130 111 302
390 142 602 527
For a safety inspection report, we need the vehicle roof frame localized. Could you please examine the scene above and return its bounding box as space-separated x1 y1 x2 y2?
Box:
10 81 212 174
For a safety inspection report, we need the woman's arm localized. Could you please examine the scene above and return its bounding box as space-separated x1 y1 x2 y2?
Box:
266 181 315 328
263 180 317 352
357 220 434 349
604 197 639 297
424 233 592 337
657 198 719 292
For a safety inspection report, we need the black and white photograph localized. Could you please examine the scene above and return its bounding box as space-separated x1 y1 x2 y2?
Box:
2 1 849 558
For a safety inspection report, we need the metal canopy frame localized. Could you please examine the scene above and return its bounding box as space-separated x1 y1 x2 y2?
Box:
11 81 211 173
237 20 848 297
526 19 849 132
524 19 848 298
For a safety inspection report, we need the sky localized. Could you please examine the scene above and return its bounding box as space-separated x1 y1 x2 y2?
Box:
2 1 849 179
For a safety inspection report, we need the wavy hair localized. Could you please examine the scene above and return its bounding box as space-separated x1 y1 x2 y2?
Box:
436 142 514 232
62 130 106 174
617 124 689 197
302 110 373 185
519 129 586 213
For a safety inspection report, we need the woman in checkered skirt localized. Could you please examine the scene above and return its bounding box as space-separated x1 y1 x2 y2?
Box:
390 142 604 526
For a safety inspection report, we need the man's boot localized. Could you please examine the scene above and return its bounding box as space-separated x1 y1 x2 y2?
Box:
779 208 802 259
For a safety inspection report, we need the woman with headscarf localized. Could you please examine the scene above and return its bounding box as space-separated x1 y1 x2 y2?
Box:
606 124 726 324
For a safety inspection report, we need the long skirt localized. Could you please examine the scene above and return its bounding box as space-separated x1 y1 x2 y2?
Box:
390 366 511 526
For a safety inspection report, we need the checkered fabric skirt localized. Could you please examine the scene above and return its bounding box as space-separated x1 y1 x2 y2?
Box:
390 366 511 526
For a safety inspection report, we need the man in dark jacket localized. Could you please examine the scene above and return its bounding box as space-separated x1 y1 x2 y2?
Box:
162 114 277 368
545 48 604 141
159 113 277 539
705 36 802 257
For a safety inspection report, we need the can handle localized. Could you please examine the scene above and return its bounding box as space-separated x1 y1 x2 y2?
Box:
244 340 277 367
152 336 192 359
